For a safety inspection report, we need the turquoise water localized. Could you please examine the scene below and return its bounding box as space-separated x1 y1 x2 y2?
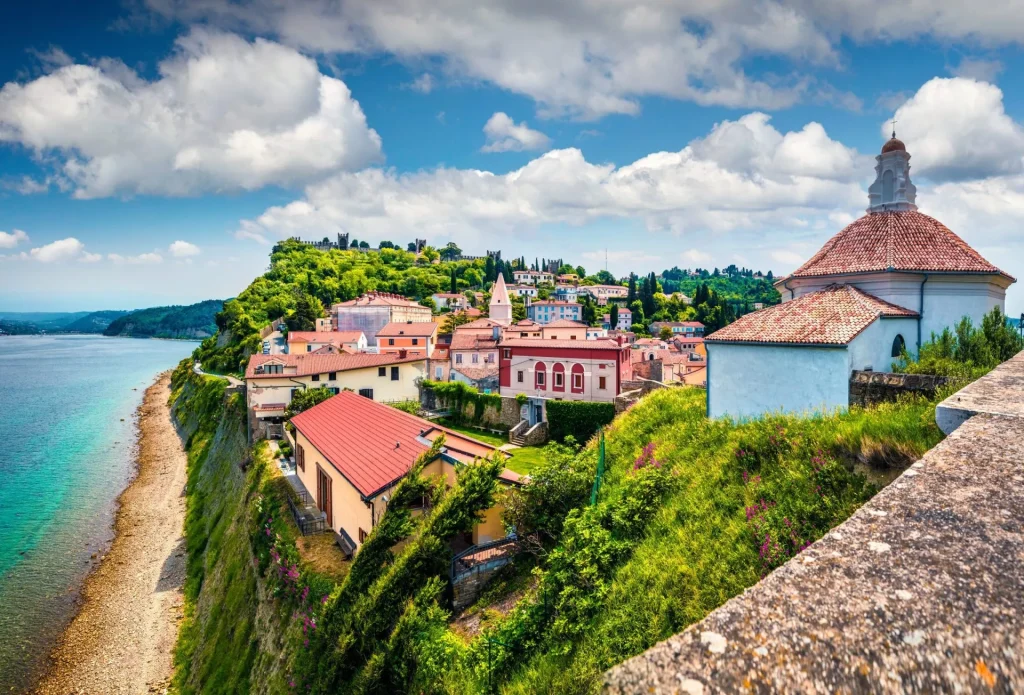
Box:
0 335 195 692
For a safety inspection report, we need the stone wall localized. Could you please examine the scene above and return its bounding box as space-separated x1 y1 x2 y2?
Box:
452 560 512 612
631 359 664 382
419 385 521 430
848 370 951 407
511 420 548 445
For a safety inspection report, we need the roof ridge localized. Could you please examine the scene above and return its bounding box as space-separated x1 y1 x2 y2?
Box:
884 210 896 270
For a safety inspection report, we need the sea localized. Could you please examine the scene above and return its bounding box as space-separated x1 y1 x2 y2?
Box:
0 335 195 692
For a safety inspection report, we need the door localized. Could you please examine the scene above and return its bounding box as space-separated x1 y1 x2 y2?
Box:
316 465 333 528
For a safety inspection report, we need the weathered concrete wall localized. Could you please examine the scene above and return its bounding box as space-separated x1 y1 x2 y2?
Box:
605 351 1024 694
848 370 950 407
632 360 664 382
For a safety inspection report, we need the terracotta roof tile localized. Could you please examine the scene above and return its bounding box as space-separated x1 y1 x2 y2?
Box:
543 319 588 328
790 211 1013 280
452 365 499 381
502 338 625 350
705 285 918 346
287 331 364 345
333 292 425 308
291 391 507 498
450 332 498 350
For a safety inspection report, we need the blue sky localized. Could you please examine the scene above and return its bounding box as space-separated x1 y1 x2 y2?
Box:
2 1 1024 315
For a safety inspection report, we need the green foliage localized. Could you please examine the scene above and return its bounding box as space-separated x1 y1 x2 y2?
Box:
894 307 1023 380
194 239 491 373
388 399 422 415
422 379 502 423
103 299 223 339
546 400 616 444
285 386 336 418
287 292 327 332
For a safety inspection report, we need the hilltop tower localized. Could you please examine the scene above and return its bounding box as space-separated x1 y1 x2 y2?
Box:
489 273 513 326
867 130 918 213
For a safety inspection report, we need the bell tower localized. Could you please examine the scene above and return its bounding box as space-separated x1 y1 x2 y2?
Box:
867 125 917 213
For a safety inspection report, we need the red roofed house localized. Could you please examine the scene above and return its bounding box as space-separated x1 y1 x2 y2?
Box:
287 330 367 354
245 352 427 438
499 338 632 425
290 390 522 551
376 320 439 357
706 135 1014 420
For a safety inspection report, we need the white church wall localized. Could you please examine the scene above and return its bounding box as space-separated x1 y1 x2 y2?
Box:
921 277 1006 341
847 317 919 373
708 343 850 420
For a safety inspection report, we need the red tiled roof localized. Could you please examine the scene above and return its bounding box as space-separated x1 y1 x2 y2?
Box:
452 365 499 381
543 319 588 328
450 332 497 350
377 321 439 337
460 318 504 330
287 331 363 344
291 391 508 497
531 301 580 307
789 211 1013 280
705 285 918 346
502 338 625 350
511 319 539 328
245 352 424 379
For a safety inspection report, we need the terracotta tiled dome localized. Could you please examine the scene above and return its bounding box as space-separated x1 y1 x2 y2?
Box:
881 137 906 154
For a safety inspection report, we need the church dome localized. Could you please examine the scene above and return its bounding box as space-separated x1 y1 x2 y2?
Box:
881 137 906 154
787 210 1014 281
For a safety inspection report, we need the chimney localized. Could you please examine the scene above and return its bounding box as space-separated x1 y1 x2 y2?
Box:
399 348 408 358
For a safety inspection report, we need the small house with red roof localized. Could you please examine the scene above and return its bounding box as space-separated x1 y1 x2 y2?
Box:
287 330 367 354
376 320 439 357
706 135 1015 420
289 390 522 551
331 292 433 346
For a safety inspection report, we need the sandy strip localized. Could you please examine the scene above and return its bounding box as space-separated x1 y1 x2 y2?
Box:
35 373 187 695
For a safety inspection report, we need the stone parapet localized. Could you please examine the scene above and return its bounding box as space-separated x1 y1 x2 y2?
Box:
848 370 950 407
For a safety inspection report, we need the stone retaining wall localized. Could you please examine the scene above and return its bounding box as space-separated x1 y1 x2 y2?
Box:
848 370 950 407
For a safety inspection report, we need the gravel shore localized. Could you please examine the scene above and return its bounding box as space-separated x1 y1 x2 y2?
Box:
35 373 187 695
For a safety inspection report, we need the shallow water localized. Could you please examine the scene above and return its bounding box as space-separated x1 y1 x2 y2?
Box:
0 335 194 692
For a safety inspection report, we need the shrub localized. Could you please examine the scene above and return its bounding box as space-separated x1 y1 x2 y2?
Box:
546 400 615 444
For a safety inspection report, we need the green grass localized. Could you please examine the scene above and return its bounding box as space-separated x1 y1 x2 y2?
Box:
435 387 945 694
437 418 547 475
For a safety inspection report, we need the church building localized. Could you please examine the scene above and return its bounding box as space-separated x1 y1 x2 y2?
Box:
706 134 1015 420
489 273 513 326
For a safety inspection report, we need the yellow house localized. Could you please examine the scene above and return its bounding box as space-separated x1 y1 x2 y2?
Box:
289 390 522 551
245 352 427 437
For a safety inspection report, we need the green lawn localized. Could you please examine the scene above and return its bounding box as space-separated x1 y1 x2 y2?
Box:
436 419 546 476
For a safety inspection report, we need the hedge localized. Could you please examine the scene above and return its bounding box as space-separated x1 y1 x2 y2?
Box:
421 379 502 424
546 400 616 444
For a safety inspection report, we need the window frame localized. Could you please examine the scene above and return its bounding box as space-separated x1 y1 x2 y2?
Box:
296 444 305 472
378 367 387 377
391 366 400 381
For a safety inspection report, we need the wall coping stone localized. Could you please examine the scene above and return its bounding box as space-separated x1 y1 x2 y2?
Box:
604 351 1024 694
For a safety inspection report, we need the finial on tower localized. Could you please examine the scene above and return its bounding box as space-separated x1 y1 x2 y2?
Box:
891 118 898 139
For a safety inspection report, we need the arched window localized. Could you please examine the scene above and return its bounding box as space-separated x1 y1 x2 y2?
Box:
891 334 906 358
552 363 565 392
882 169 895 203
648 352 655 361
535 362 547 390
571 363 585 393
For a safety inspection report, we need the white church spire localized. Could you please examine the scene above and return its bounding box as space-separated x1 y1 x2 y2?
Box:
867 125 917 214
489 273 512 326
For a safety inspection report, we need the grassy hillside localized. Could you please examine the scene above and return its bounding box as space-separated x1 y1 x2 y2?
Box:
0 309 127 334
62 310 130 333
104 299 223 339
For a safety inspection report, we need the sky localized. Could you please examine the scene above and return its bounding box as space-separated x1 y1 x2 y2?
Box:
2 1 1024 315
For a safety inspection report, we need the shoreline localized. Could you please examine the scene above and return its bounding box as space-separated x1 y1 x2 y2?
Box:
34 372 188 695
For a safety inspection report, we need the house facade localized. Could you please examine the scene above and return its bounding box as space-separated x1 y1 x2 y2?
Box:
287 330 367 354
290 391 522 551
554 284 579 302
538 319 589 340
579 284 628 304
602 307 632 330
432 293 468 310
332 292 432 346
512 270 554 285
526 300 582 325
376 321 439 357
498 339 633 423
245 353 427 436
651 321 705 337
507 284 539 298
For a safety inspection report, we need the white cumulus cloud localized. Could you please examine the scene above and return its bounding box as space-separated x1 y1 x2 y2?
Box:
169 240 201 257
0 229 29 248
682 249 713 265
0 28 382 198
481 113 551 153
29 237 89 262
889 77 1024 182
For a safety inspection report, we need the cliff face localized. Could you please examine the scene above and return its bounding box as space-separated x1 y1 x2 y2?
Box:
169 362 292 694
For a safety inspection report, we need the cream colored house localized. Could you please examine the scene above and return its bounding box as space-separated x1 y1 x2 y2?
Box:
245 352 427 436
287 330 367 354
290 390 523 550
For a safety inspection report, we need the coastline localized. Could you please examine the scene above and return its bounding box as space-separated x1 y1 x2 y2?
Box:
34 372 188 695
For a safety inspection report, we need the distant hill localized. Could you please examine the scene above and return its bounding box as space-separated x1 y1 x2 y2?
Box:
0 310 127 335
103 300 224 339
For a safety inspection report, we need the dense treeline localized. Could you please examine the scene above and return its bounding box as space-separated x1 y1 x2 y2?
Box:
103 299 224 339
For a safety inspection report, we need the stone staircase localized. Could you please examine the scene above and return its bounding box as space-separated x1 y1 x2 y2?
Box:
509 419 548 446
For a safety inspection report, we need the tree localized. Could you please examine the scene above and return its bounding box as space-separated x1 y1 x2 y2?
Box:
439 242 462 261
484 255 495 283
285 386 335 418
627 273 637 304
659 325 674 341
441 311 472 333
350 238 359 248
286 292 325 331
595 270 616 285
766 270 774 282
450 267 458 294
575 265 586 278
359 241 370 249
580 295 598 326
419 297 438 313
407 242 417 252
421 246 440 263
379 240 395 249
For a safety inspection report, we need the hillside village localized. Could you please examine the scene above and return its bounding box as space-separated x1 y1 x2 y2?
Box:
168 136 1024 694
